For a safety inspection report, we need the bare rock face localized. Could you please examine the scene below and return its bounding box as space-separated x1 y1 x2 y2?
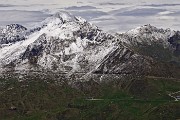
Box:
168 31 180 57
93 46 152 76
0 12 179 82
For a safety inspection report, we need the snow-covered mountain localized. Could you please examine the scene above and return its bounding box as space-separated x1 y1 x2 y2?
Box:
0 12 179 79
0 24 27 44
0 12 118 74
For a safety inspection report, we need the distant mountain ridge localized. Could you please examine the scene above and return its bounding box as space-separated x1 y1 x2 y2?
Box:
0 12 179 81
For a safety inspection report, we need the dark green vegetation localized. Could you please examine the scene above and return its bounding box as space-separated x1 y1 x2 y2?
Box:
132 42 180 67
0 76 180 120
135 43 173 62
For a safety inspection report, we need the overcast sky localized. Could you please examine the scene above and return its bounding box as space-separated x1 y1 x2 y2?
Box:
0 0 180 33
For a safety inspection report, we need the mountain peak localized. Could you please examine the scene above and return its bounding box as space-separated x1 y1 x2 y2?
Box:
37 11 88 32
126 24 156 35
0 12 108 73
126 24 173 36
53 11 75 22
6 24 27 31
0 24 27 44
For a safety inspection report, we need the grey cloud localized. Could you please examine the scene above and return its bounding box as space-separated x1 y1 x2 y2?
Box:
70 10 108 20
0 4 15 7
99 2 126 6
109 7 133 14
168 11 180 16
144 4 180 7
93 17 143 33
91 18 114 22
0 10 50 27
115 8 166 17
0 4 51 7
65 6 97 10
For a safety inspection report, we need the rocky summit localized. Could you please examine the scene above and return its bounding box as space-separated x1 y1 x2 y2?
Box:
0 12 179 83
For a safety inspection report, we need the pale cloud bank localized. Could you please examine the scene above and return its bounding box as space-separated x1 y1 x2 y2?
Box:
0 0 180 33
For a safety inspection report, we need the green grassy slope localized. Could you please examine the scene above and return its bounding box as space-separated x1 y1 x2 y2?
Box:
0 76 180 120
